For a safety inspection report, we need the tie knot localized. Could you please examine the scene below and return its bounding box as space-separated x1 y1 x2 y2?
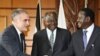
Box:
83 30 87 33
20 33 24 35
20 33 25 39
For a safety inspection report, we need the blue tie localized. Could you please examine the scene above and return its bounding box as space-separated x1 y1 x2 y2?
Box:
83 30 87 50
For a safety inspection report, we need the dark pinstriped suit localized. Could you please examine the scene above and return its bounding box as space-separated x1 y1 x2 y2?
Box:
31 28 71 56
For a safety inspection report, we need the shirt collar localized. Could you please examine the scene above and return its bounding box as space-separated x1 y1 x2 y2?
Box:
83 23 94 32
46 28 57 33
12 22 22 35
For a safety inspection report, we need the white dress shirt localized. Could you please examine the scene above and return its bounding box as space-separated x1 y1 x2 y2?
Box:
12 22 22 42
46 28 57 44
83 23 94 44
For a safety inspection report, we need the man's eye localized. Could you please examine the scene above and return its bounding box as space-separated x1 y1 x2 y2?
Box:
24 19 29 22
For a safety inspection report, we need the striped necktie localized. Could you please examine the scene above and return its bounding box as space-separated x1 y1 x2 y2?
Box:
50 31 54 51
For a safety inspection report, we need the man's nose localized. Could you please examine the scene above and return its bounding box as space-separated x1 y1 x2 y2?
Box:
26 21 30 26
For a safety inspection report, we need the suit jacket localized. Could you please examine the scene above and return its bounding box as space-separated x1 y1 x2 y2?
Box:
31 28 71 56
60 26 100 56
0 25 25 56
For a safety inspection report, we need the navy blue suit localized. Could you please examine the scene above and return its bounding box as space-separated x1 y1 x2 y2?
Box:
0 25 25 56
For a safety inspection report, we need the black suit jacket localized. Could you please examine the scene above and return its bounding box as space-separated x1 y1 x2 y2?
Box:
31 28 71 56
60 26 100 56
0 25 25 56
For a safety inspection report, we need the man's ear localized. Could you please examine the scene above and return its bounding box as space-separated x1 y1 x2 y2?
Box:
86 16 90 22
43 19 48 27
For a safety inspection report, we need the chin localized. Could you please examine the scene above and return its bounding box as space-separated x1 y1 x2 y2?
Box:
77 25 81 28
51 28 56 31
77 25 80 27
22 29 28 32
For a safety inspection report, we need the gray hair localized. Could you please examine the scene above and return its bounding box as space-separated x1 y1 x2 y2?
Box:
44 11 58 21
11 8 28 20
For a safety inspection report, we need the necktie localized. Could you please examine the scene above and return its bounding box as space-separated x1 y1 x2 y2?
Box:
50 31 54 51
83 30 87 50
20 33 25 52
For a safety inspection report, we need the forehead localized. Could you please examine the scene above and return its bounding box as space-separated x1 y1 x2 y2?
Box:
45 15 56 21
78 11 85 17
18 13 29 20
79 11 85 15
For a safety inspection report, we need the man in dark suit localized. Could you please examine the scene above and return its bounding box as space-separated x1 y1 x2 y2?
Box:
0 9 30 56
31 11 71 56
60 8 100 56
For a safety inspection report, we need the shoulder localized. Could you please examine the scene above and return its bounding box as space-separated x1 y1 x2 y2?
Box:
92 26 100 35
2 25 16 37
94 26 100 31
57 27 71 34
34 29 46 36
33 29 46 40
72 29 81 34
72 29 82 37
35 29 46 34
1 25 17 42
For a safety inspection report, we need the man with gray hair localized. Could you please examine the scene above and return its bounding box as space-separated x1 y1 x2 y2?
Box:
0 8 30 56
31 11 71 56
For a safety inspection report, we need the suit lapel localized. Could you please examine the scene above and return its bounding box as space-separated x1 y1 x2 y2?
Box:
53 28 61 53
86 26 98 51
44 29 51 48
11 25 23 49
77 30 84 54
